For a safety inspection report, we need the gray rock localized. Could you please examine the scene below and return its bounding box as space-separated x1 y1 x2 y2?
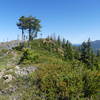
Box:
3 74 13 83
15 66 36 77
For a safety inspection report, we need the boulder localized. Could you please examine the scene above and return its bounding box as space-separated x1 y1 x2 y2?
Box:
3 74 13 83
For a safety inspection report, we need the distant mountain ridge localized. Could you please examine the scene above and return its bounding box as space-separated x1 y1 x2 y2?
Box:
74 40 100 50
91 40 100 50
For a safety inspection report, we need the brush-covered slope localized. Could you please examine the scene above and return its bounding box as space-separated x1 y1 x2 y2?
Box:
0 39 99 100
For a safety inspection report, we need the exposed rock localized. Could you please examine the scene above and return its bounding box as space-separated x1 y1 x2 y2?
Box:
15 66 36 77
0 40 22 50
15 66 20 70
0 65 37 99
0 86 17 95
3 74 13 83
43 38 55 45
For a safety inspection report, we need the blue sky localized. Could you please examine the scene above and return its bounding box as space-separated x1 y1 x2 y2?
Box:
0 0 100 43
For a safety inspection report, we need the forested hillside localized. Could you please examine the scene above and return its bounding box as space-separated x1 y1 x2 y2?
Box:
0 37 100 100
0 16 100 100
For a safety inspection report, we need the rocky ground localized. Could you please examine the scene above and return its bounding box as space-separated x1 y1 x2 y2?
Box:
0 40 21 50
0 48 37 100
0 65 37 100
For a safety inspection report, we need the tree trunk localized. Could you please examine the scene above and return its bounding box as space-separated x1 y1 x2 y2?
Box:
29 28 32 41
21 28 24 47
28 28 32 48
22 28 24 40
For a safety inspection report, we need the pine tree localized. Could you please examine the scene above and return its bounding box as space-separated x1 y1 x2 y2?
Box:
64 40 74 60
17 16 41 41
96 49 100 57
80 39 97 68
17 16 27 41
57 35 61 47
62 38 66 48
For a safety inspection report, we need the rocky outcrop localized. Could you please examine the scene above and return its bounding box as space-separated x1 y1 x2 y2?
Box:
0 40 21 50
15 66 36 76
0 66 36 80
0 65 37 100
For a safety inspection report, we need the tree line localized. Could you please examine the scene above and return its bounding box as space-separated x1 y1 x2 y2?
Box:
17 15 100 69
43 35 99 70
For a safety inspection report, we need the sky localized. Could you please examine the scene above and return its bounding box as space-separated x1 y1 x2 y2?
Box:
0 0 100 43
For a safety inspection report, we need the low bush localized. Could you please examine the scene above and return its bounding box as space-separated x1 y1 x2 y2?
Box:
19 48 39 64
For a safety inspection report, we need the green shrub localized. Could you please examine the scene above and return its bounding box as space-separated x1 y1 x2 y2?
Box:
19 48 39 64
0 49 8 56
30 62 100 100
